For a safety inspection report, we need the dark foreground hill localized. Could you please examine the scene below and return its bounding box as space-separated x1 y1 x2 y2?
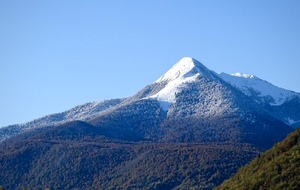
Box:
215 128 300 190
0 121 260 190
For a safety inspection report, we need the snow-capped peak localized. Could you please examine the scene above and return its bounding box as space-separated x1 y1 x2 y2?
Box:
155 57 204 83
149 57 207 110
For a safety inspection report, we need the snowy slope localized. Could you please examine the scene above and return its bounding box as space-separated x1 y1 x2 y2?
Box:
219 72 300 105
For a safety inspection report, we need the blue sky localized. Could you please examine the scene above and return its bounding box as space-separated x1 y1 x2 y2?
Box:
1 1 300 127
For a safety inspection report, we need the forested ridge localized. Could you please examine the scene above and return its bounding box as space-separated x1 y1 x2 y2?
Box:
215 128 300 190
0 141 259 189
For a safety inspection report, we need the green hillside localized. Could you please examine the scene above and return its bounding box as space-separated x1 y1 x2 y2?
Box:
215 129 300 190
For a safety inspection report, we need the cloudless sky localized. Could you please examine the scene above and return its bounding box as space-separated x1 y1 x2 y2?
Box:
1 1 300 127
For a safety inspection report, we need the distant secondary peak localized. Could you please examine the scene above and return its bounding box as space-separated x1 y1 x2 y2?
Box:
155 57 209 83
231 72 255 79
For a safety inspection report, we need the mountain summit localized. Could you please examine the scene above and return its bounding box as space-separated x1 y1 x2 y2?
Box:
155 57 212 82
147 57 217 110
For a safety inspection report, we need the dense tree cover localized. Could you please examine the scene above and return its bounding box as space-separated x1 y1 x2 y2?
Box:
93 143 259 190
0 121 260 189
0 141 259 189
215 129 300 190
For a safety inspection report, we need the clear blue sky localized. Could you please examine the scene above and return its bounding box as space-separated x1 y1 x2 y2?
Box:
1 1 300 127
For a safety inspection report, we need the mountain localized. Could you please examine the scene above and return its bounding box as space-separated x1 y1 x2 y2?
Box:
1 57 297 144
0 57 296 189
215 128 300 190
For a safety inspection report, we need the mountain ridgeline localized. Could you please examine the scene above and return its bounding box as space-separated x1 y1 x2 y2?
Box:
0 57 298 189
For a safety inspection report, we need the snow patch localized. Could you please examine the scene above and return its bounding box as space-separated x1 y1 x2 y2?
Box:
286 118 300 125
232 72 255 79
